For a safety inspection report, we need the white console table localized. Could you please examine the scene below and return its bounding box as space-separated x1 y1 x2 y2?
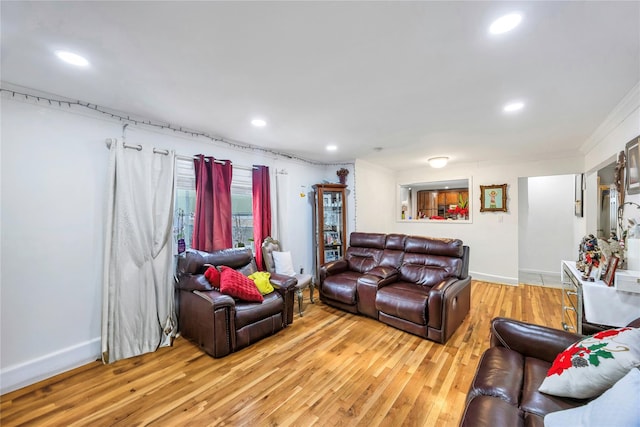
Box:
561 260 640 334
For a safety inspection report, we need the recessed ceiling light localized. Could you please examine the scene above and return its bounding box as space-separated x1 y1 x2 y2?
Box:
326 145 337 152
251 119 266 127
489 13 522 35
427 157 449 168
55 50 89 67
503 101 525 113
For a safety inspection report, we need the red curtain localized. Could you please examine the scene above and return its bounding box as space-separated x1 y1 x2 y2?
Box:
192 155 233 252
252 165 272 270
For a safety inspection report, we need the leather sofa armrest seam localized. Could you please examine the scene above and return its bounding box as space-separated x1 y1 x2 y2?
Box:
193 289 235 309
490 317 583 363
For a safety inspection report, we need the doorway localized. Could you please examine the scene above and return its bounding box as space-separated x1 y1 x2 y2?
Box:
518 175 577 287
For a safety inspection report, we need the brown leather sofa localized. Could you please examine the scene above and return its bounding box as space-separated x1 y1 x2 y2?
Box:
176 248 297 358
459 317 640 427
319 232 471 343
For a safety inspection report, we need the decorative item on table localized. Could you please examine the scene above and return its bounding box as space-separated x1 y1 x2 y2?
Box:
602 256 620 286
576 234 601 280
597 233 622 275
447 194 469 219
336 168 349 184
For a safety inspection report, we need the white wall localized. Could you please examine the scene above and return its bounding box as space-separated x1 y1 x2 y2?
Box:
354 159 395 234
1 97 111 393
389 157 583 285
0 95 334 393
518 175 576 275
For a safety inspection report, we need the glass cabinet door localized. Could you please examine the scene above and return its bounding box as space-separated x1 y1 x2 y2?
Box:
313 183 347 272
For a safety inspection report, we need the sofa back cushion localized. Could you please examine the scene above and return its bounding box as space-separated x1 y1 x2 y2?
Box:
350 232 386 249
379 234 407 268
177 248 258 290
346 232 386 273
399 236 465 286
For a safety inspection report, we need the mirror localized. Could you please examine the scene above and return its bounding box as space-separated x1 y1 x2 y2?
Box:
597 161 618 239
399 178 471 221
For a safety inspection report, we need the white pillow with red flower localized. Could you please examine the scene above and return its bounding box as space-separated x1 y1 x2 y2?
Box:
539 327 640 399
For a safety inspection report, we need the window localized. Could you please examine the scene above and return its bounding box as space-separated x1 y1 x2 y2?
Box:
231 168 254 251
398 178 471 221
174 159 254 253
174 158 196 252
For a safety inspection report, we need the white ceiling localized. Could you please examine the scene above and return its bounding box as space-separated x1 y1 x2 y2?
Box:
2 1 639 170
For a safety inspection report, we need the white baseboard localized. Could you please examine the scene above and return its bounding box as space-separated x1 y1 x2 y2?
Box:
519 268 562 276
470 271 518 286
1 337 101 395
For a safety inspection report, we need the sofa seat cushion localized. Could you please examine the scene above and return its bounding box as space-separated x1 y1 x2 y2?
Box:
322 271 362 305
375 282 430 325
235 292 283 329
521 357 587 417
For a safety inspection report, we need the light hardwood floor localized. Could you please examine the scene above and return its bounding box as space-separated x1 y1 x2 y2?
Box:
1 281 562 426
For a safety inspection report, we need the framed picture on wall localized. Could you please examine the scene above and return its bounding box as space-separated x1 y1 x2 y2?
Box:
626 136 640 194
479 184 508 212
575 173 584 217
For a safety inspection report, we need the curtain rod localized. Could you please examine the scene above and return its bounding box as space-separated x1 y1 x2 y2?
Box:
107 139 257 169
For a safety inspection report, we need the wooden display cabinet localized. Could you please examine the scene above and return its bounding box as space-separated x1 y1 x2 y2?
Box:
313 183 347 271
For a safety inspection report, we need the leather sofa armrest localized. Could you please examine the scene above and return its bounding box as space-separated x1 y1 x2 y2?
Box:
490 317 583 364
319 259 348 282
270 273 298 292
427 276 470 332
176 274 213 292
178 289 235 358
269 273 297 325
360 266 398 288
193 289 236 309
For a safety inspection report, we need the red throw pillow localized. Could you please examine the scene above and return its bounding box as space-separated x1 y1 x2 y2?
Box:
219 266 264 303
204 266 220 287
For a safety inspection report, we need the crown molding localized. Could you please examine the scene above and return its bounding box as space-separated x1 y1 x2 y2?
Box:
580 81 640 154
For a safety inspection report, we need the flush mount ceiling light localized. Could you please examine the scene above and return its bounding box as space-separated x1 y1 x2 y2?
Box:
427 157 449 168
326 145 337 152
503 101 525 113
55 50 89 67
251 119 266 127
489 13 522 35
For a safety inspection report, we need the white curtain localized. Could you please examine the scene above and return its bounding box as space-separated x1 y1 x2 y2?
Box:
101 140 177 363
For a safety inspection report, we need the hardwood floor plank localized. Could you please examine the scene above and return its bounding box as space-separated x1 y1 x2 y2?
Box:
1 281 563 427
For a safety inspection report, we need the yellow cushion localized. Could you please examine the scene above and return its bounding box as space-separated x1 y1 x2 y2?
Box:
248 271 275 295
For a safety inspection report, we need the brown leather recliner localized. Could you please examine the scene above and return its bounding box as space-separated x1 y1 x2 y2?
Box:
176 248 297 358
319 232 471 344
459 317 640 426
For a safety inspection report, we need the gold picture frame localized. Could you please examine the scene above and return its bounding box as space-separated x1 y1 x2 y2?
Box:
480 184 508 212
